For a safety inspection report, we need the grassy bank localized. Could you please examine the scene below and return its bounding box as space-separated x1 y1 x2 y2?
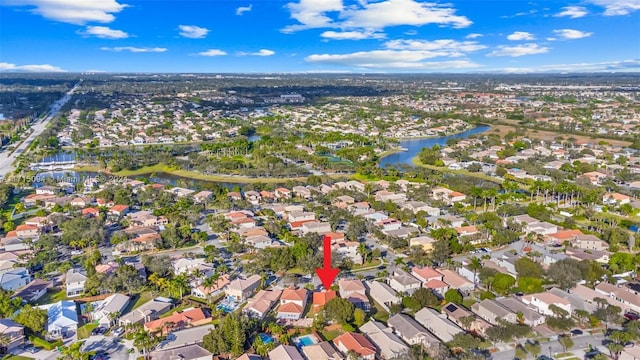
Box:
411 157 505 185
74 164 313 184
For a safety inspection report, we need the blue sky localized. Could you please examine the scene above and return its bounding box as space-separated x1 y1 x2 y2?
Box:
1 0 639 73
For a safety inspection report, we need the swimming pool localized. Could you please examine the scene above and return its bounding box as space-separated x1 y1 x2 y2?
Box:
294 334 319 347
217 298 239 313
259 333 274 344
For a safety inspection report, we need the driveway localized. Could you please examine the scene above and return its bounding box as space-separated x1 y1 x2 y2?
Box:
81 335 132 359
491 333 605 360
9 347 59 360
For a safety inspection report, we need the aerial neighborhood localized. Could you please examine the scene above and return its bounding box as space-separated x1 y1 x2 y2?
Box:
0 74 638 360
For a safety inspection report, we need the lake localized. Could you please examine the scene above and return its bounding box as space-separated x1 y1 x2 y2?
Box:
379 125 491 167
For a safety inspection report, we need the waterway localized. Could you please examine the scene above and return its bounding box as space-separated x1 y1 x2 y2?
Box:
33 126 489 188
379 125 491 167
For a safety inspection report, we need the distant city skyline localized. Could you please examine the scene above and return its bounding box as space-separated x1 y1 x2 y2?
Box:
1 0 639 73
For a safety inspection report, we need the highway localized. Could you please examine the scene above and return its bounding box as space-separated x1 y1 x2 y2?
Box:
0 83 79 181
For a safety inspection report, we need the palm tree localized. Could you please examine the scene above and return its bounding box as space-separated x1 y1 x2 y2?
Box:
357 242 368 265
468 256 482 289
133 328 157 360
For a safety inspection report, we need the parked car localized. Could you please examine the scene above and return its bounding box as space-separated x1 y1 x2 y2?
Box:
111 327 124 337
570 329 583 336
624 311 639 321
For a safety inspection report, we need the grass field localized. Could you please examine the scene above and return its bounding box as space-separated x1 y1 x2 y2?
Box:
2 355 34 360
34 288 68 305
488 123 631 147
77 323 99 340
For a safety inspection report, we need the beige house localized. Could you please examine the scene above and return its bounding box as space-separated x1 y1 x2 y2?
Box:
226 275 261 302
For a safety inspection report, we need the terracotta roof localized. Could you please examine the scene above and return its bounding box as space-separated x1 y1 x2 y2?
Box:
313 290 336 307
144 308 208 332
110 205 129 213
281 287 308 302
412 267 442 280
16 224 37 231
278 302 303 314
334 332 376 357
425 279 449 289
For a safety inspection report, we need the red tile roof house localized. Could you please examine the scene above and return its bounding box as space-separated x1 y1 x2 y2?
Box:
312 290 336 314
82 207 100 218
15 225 39 238
276 287 308 320
334 332 376 360
108 205 129 217
144 307 210 334
274 187 292 199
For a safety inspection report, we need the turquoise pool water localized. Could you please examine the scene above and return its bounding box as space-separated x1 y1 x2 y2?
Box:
259 333 274 344
295 334 319 347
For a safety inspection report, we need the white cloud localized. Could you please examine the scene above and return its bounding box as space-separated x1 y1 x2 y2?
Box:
320 30 385 40
100 46 167 53
236 4 252 15
507 31 535 41
282 0 471 33
305 50 480 69
404 30 418 35
239 49 275 56
384 39 486 56
488 43 549 57
552 29 593 39
4 0 127 24
466 33 483 39
283 0 343 32
499 59 640 73
178 25 209 39
197 49 228 56
0 62 66 72
79 26 129 39
587 0 640 15
554 6 588 18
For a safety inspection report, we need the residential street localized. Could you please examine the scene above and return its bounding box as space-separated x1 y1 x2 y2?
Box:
491 333 606 360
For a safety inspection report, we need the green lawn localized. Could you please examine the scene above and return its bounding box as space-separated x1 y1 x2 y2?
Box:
130 291 155 311
320 330 341 341
34 288 68 305
77 322 99 339
2 355 35 360
371 300 390 322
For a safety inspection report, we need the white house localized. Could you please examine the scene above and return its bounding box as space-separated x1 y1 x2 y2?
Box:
92 293 130 327
40 301 78 338
65 268 87 297
0 267 30 291
521 292 571 316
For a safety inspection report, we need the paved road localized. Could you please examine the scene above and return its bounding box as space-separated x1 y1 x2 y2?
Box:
491 333 605 360
0 83 78 181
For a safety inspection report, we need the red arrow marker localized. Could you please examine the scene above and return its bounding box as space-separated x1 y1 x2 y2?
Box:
315 235 339 289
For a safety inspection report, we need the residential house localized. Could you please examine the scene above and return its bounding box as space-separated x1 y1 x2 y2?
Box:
521 292 572 316
12 278 52 303
244 290 282 320
471 299 517 325
226 275 261 302
119 298 172 326
409 236 436 252
302 341 345 360
619 344 640 360
414 307 464 343
333 332 376 360
496 297 545 326
41 301 78 338
191 274 231 300
0 268 30 291
570 234 609 251
301 221 331 234
359 320 409 360
108 205 130 218
338 279 370 311
144 307 210 334
277 287 308 320
401 201 440 216
366 281 401 312
193 191 213 204
595 282 640 313
387 313 440 347
441 302 492 336
65 268 87 297
269 344 304 360
603 192 631 205
0 319 25 351
149 344 212 360
288 211 315 223
438 269 474 294
15 224 39 238
237 355 263 360
548 288 596 314
292 186 312 199
92 293 130 327
274 187 292 199
388 269 422 295
312 290 336 314
411 267 449 296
